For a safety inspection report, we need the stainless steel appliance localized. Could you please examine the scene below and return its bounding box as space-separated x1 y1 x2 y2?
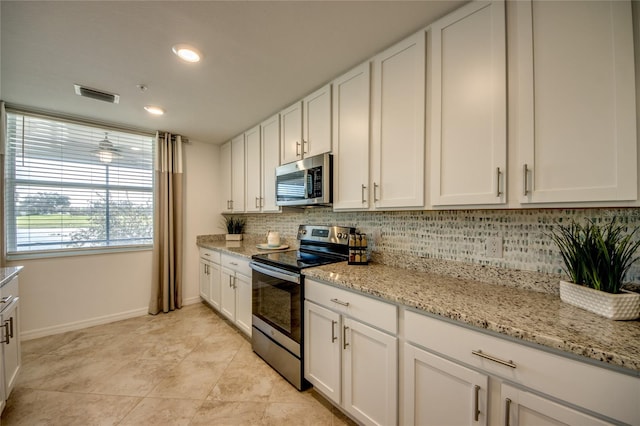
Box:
250 224 354 390
275 153 332 207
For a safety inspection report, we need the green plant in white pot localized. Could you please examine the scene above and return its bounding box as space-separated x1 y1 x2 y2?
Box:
222 216 246 241
550 217 640 320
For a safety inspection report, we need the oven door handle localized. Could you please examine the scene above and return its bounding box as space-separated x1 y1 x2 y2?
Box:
249 261 301 284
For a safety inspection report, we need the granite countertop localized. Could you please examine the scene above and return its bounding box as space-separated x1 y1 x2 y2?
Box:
197 235 298 258
0 266 23 288
196 236 640 374
304 262 640 374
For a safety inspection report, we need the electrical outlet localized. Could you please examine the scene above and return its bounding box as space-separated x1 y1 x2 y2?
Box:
486 236 503 258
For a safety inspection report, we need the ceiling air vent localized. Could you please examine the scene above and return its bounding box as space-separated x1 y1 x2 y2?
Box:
74 84 120 104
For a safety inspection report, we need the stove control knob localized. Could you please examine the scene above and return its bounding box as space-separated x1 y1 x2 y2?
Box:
337 233 342 239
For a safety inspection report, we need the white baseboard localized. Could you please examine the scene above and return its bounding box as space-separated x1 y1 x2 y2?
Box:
183 296 202 306
21 307 150 341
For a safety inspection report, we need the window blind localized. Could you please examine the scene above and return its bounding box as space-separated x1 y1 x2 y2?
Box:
4 111 154 255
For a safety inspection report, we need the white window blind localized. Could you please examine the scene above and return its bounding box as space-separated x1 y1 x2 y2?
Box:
4 111 154 256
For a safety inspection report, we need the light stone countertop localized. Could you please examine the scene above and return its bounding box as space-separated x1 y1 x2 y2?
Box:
0 266 22 288
196 236 640 374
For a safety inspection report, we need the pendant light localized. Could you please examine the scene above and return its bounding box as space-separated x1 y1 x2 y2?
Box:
93 132 122 163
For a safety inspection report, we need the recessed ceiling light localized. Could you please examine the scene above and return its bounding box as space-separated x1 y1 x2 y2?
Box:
172 44 201 63
144 105 165 115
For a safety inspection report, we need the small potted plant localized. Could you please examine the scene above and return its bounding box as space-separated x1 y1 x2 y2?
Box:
222 216 246 241
549 217 640 320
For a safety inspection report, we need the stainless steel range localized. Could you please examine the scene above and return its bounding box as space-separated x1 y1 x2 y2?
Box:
249 224 354 390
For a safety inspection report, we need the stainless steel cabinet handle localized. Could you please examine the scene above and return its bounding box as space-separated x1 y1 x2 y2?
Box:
8 317 13 339
232 276 237 289
474 385 480 422
0 296 10 304
229 276 233 288
1 322 9 344
303 139 309 154
260 197 264 208
331 320 337 343
230 262 238 266
496 167 503 197
204 253 210 257
472 350 517 369
343 326 349 349
330 298 350 307
296 141 301 156
255 197 260 208
504 398 512 426
361 184 367 203
373 182 380 202
523 164 529 196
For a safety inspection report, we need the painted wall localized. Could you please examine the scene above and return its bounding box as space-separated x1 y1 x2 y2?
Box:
11 140 219 339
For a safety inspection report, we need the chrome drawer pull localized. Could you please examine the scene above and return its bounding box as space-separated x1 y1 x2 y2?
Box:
496 167 502 197
361 184 367 203
472 350 516 369
523 164 529 196
474 385 480 422
331 320 337 343
504 398 512 426
343 326 349 349
330 298 349 307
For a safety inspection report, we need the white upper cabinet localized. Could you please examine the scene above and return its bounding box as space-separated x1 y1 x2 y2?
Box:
371 31 426 209
260 114 281 212
332 62 371 211
430 0 507 207
281 84 332 165
303 84 332 158
220 141 232 213
231 133 246 212
244 125 261 213
516 0 637 204
280 101 303 164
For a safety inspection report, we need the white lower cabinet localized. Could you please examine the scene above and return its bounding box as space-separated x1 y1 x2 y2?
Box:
501 383 612 426
304 279 398 426
403 309 639 426
220 254 252 336
404 343 488 426
199 249 221 310
0 274 21 415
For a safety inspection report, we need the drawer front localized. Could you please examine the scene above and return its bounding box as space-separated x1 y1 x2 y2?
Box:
199 248 221 264
306 279 397 334
405 309 640 425
221 253 251 276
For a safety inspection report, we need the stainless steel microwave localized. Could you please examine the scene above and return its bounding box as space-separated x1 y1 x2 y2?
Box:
275 153 332 207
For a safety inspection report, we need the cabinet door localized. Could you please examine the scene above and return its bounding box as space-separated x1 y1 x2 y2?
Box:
342 317 397 426
371 31 425 209
1 298 20 398
199 259 211 301
404 343 488 426
501 383 612 426
231 134 246 212
234 272 252 337
332 62 371 211
209 261 221 311
430 0 507 206
245 126 261 213
280 101 303 164
220 267 236 321
260 114 281 212
516 0 637 204
304 301 341 404
303 84 332 158
220 141 232 212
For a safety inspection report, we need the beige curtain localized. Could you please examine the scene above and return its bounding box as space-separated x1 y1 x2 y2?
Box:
149 132 184 314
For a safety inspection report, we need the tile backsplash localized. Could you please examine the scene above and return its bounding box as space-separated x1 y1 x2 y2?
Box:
240 207 640 285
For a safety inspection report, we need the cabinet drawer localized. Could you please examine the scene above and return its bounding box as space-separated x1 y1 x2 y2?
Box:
306 279 397 334
0 276 19 299
405 309 640 425
199 248 220 264
221 253 251 276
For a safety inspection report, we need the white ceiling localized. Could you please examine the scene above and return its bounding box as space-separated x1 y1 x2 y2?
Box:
1 0 467 144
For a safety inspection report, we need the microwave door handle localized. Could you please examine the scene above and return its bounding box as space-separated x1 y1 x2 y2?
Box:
305 169 311 199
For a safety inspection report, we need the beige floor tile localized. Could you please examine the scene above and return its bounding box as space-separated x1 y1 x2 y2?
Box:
190 400 268 426
208 358 280 402
20 329 87 355
87 358 175 397
263 401 333 426
118 397 203 426
147 359 227 400
1 388 140 426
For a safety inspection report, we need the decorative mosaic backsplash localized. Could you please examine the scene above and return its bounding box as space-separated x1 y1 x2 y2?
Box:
240 207 640 286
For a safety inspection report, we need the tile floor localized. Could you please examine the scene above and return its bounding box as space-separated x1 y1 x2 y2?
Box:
1 303 357 425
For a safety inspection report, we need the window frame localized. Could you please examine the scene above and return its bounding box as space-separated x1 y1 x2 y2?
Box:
3 108 156 260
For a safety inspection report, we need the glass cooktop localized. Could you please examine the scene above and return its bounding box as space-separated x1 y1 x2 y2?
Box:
252 249 345 272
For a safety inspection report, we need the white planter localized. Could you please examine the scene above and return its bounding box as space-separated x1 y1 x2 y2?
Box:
559 280 640 320
225 234 243 241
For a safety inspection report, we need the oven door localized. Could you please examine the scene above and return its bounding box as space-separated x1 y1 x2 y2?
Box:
250 261 302 356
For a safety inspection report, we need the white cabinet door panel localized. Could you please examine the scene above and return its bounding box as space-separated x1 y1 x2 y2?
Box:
430 0 506 206
231 134 246 212
280 102 303 164
235 272 252 337
220 142 232 212
220 267 235 321
260 114 281 212
245 126 261 213
303 84 332 158
517 0 637 203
